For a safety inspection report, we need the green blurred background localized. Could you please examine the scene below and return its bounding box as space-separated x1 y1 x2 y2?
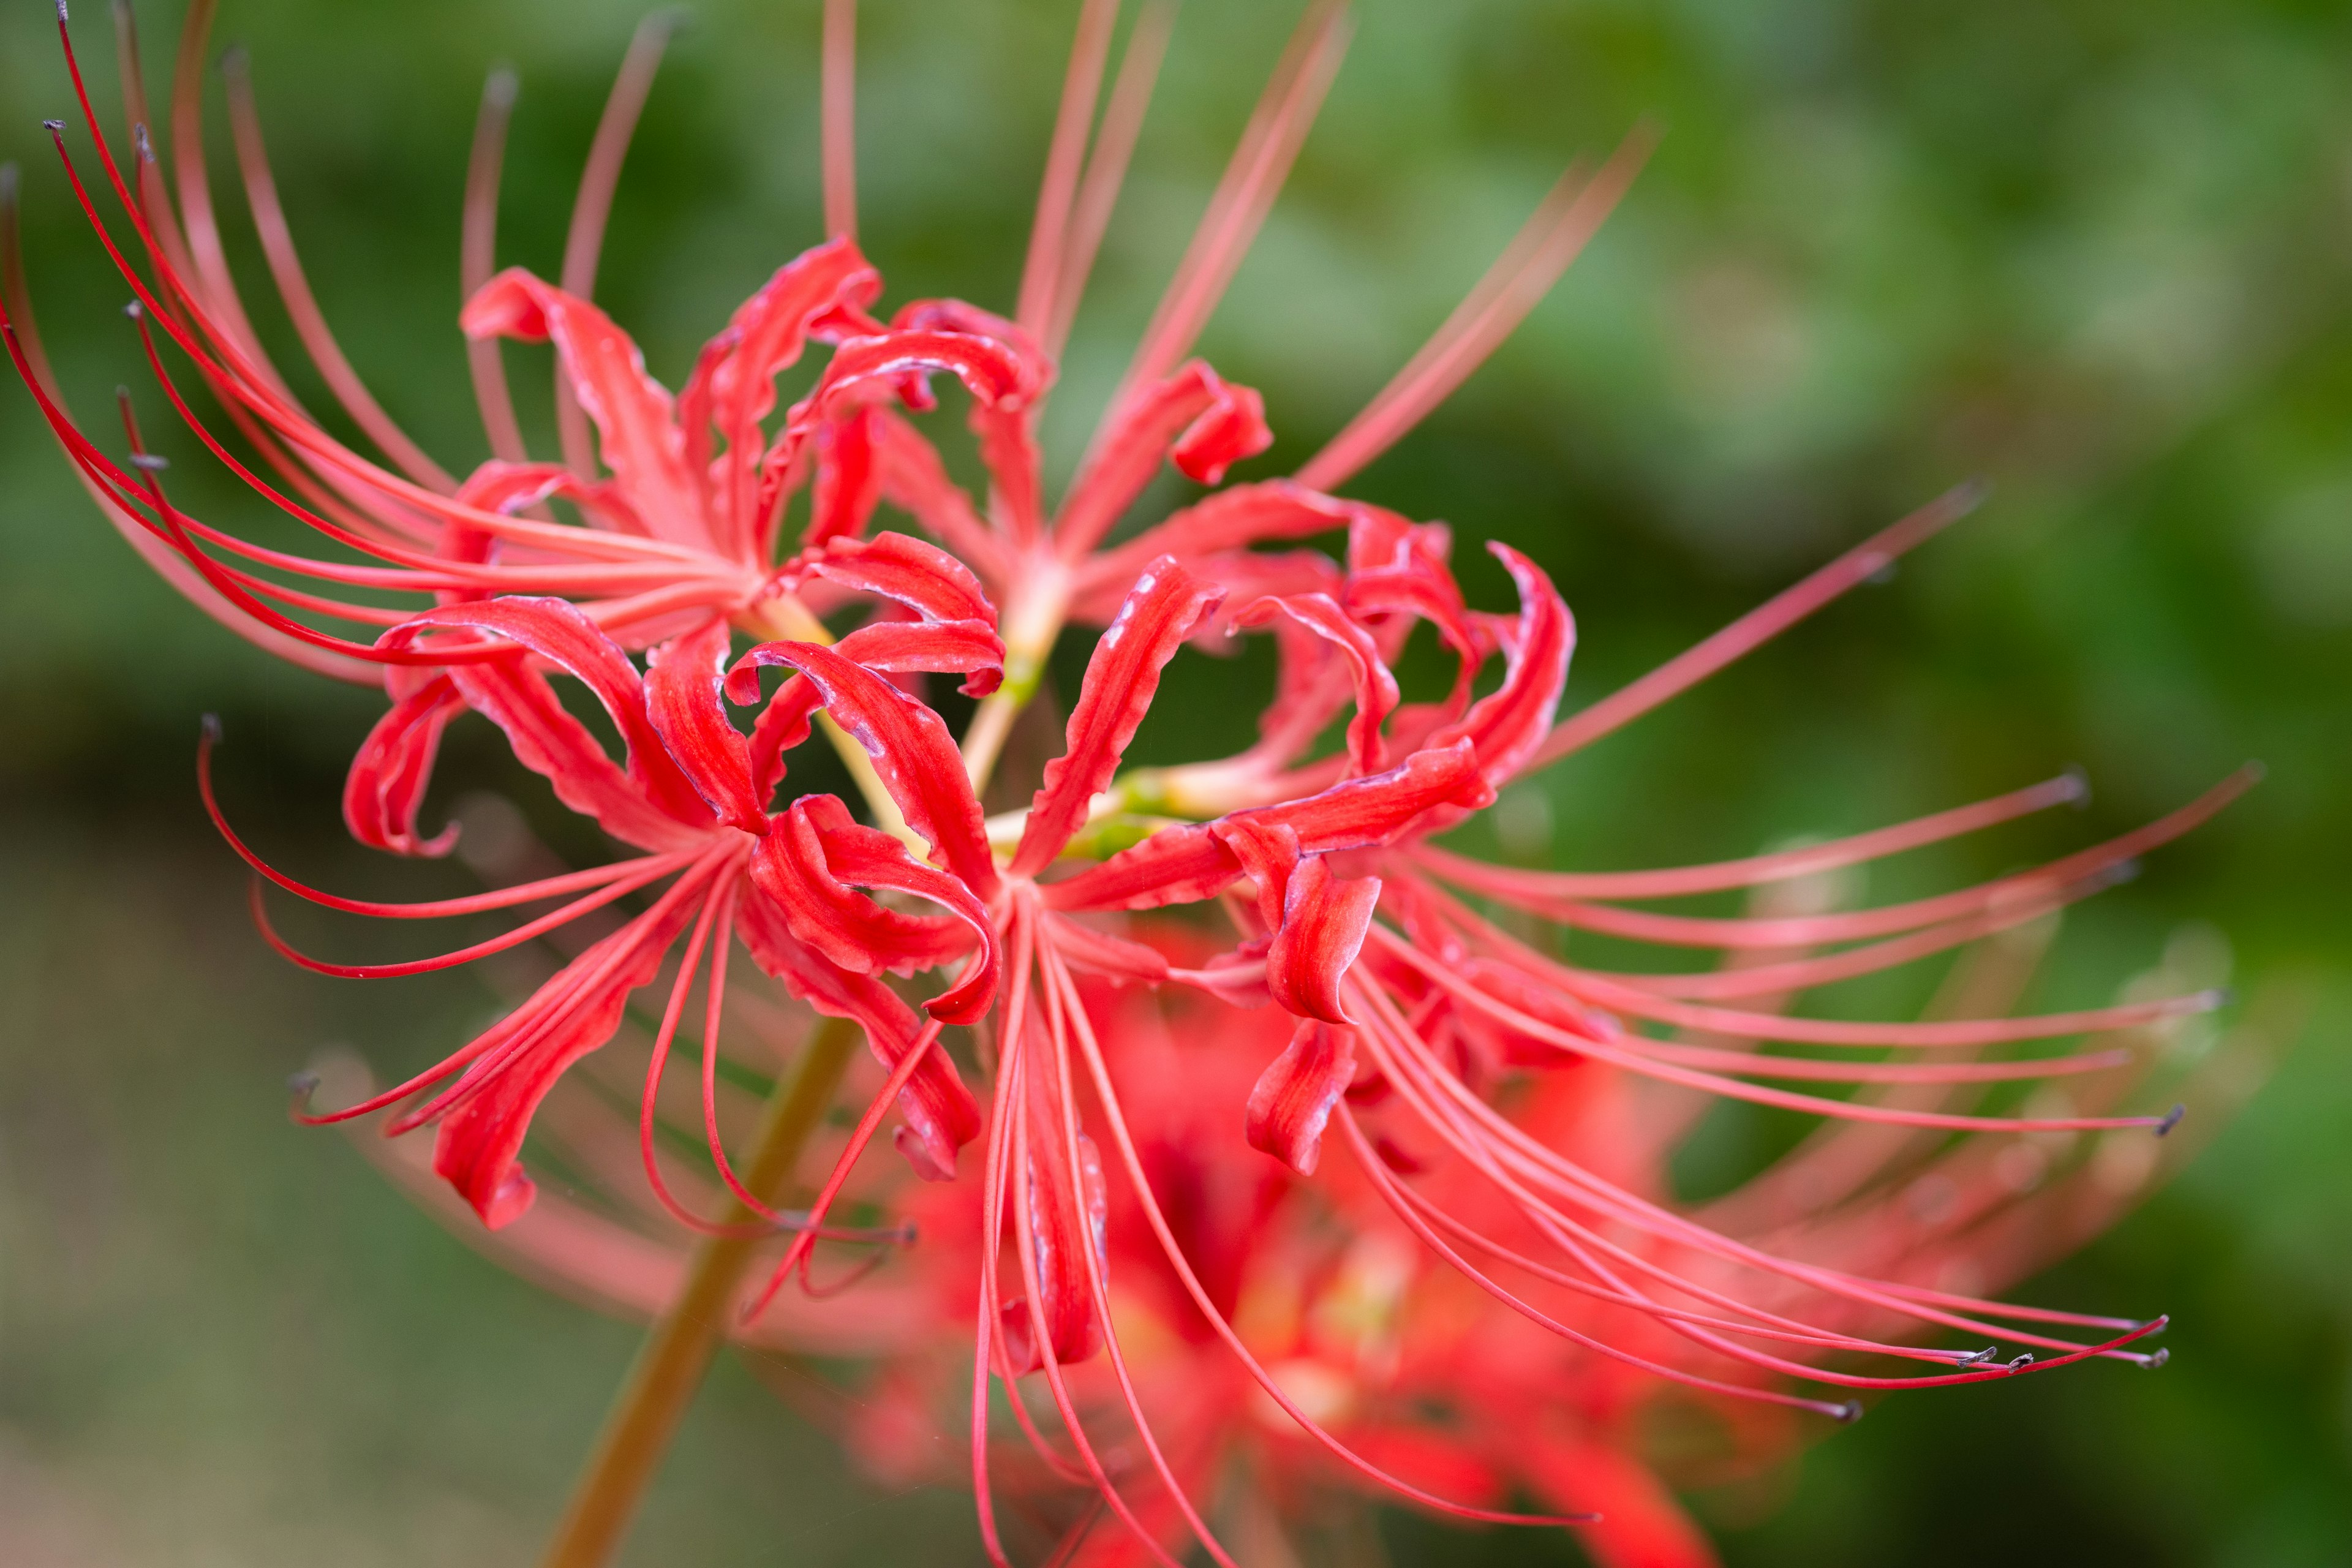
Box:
2 0 2348 1562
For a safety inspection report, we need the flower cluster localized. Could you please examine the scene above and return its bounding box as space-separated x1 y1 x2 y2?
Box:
4 1 2250 1561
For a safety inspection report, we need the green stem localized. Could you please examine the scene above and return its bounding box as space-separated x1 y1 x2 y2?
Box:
536 1015 863 1568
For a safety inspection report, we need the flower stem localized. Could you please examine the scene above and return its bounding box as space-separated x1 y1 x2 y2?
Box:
535 1014 864 1568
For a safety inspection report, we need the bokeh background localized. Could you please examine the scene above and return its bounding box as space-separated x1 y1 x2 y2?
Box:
3 0 2348 1562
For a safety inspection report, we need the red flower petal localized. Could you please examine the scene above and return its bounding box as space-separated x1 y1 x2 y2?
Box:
1077 478 1353 600
872 411 1008 582
808 402 885 548
690 235 883 459
1245 1018 1357 1175
1429 542 1574 791
782 529 1000 629
832 619 1006 697
431 895 698 1227
736 886 983 1179
1003 1036 1107 1373
1055 360 1270 557
459 270 704 548
1012 556 1224 875
1229 590 1398 775
748 795 999 1023
889 300 1054 542
643 617 767 834
1209 815 1298 931
342 673 464 856
386 595 714 837
1264 854 1381 1025
1344 504 1480 702
777 326 1042 530
726 639 998 897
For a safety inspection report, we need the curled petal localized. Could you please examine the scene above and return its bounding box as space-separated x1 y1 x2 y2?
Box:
459 270 702 544
1014 556 1224 875
1430 542 1574 792
643 617 766 834
343 673 464 856
1265 856 1381 1025
384 595 712 836
782 529 998 628
726 639 997 897
750 795 1000 1023
431 895 697 1227
1079 478 1353 598
778 327 1040 476
1056 360 1271 557
690 235 883 457
833 619 1006 697
744 673 821 802
736 888 982 1178
1210 816 1299 932
809 402 885 548
1230 591 1398 774
1246 1019 1357 1175
1344 505 1479 690
1006 1041 1108 1373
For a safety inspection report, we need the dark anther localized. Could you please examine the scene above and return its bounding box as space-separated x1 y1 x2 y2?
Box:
123 299 143 319
2155 1104 2187 1138
2143 1348 2170 1370
133 123 155 160
2005 1352 2035 1372
1954 1346 1997 1366
43 119 67 133
2059 764 2091 807
200 712 224 744
57 1 70 24
129 451 169 472
1832 1400 1863 1424
286 1069 320 1101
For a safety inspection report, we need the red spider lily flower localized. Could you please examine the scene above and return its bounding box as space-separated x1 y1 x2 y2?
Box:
10 2 2255 1562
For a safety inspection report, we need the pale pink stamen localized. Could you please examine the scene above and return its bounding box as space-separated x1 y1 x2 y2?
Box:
1106 0 1349 423
1016 0 1121 341
823 0 859 241
1297 123 1658 493
555 11 678 478
462 67 530 464
1534 481 1986 768
1042 1 1175 362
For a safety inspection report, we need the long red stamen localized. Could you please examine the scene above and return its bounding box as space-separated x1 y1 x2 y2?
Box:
1016 0 1120 341
1104 0 1349 423
1053 927 1588 1529
1038 938 1239 1568
822 0 858 241
220 49 457 492
463 67 530 464
555 10 677 478
1410 770 2086 900
1041 1 1174 362
1297 124 1657 493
